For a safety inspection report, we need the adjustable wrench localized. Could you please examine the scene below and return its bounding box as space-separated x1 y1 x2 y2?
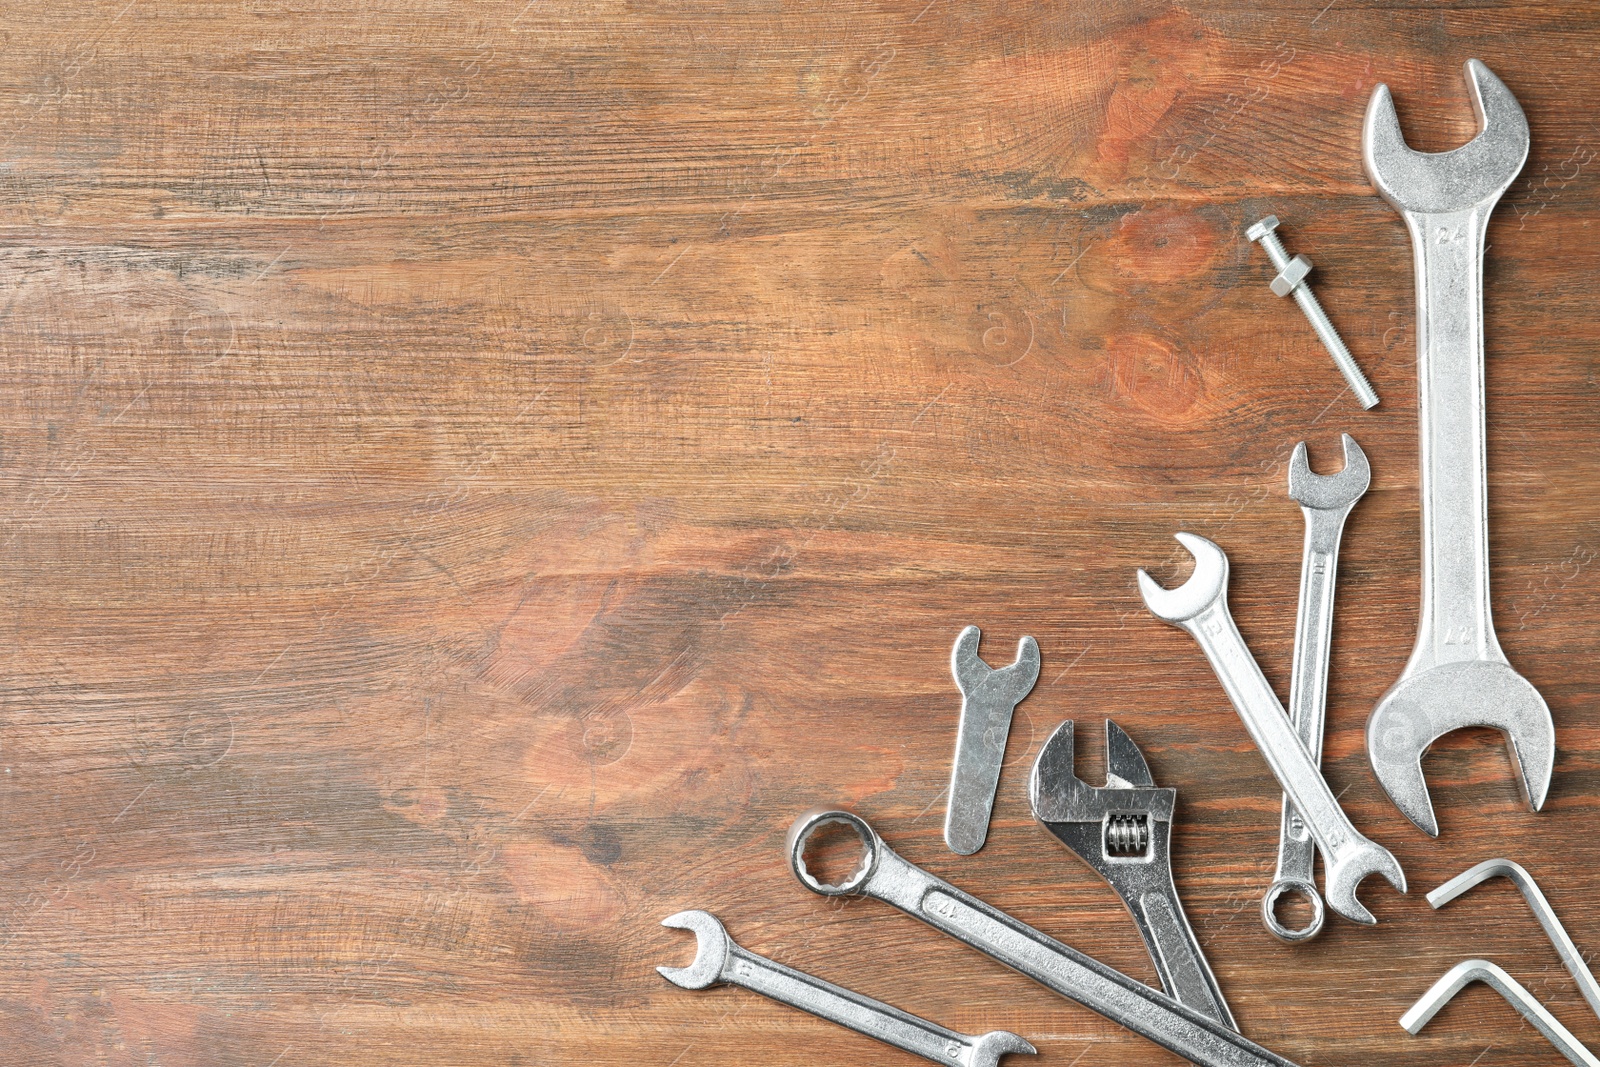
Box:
658 910 1036 1067
1031 719 1236 1028
1139 532 1405 925
1263 435 1370 942
944 625 1040 855
1362 59 1554 837
788 809 1307 1067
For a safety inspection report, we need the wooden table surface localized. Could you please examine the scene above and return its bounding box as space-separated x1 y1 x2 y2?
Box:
2 3 1598 1065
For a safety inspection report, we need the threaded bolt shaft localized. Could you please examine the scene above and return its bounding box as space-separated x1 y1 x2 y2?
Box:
1249 219 1380 410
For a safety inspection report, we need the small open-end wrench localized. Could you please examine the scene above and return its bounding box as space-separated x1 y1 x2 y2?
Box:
1139 532 1406 925
788 809 1307 1067
658 910 1036 1067
1263 434 1370 942
1362 59 1554 837
1030 719 1236 1029
945 625 1040 856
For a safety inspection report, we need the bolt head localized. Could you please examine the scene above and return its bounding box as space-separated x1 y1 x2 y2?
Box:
1271 253 1313 296
1246 215 1280 242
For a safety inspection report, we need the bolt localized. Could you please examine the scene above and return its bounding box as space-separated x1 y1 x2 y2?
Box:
1247 215 1379 410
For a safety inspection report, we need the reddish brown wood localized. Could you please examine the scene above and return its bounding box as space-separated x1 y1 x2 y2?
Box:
0 3 1597 1064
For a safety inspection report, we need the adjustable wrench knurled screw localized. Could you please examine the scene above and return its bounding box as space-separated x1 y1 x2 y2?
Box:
1031 719 1237 1029
1247 215 1380 410
1362 58 1554 837
659 909 1036 1067
1139 532 1406 925
1262 434 1370 943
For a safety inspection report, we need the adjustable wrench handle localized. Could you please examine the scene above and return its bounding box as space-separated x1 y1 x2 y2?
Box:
791 812 1302 1067
1127 876 1238 1030
721 943 1004 1066
1400 204 1504 674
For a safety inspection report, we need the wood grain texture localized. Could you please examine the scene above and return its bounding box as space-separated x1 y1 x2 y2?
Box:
0 2 1597 1064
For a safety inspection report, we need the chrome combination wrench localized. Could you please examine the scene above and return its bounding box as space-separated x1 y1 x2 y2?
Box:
658 909 1035 1067
788 809 1306 1067
1140 532 1405 925
1262 435 1370 942
1031 718 1236 1028
1362 59 1555 836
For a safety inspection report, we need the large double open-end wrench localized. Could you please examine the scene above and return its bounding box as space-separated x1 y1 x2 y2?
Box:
1030 719 1236 1028
788 809 1306 1067
1362 59 1554 837
1139 532 1405 925
658 910 1036 1067
945 625 1041 856
1262 435 1370 942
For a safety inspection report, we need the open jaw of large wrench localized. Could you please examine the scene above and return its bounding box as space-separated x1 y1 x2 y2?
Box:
659 910 1036 1067
945 625 1041 856
1362 59 1554 837
1139 533 1405 925
1263 435 1370 943
787 809 1306 1067
1030 719 1236 1029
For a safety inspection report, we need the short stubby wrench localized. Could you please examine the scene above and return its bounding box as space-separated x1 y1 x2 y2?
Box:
1263 434 1370 942
945 625 1041 855
1139 532 1405 925
1362 59 1554 836
658 910 1036 1067
788 809 1307 1067
1030 719 1237 1029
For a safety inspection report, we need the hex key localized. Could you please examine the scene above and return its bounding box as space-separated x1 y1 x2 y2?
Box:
1429 859 1600 1022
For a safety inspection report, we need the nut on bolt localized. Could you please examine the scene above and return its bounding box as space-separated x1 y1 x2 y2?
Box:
1247 215 1379 410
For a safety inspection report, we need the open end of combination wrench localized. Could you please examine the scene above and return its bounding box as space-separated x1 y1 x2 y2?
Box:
1262 434 1370 943
945 625 1041 856
1139 532 1405 925
787 809 1306 1067
659 910 1036 1067
1362 58 1554 837
1030 719 1237 1029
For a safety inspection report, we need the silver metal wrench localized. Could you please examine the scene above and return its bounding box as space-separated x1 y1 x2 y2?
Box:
1263 435 1370 942
658 909 1036 1067
1362 58 1554 837
1031 719 1237 1028
945 625 1040 856
788 809 1307 1067
1139 532 1406 925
